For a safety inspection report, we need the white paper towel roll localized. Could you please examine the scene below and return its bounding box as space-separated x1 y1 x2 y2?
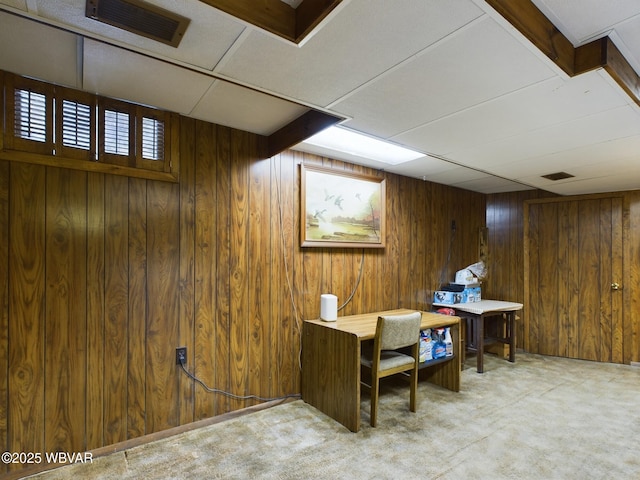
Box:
320 294 338 321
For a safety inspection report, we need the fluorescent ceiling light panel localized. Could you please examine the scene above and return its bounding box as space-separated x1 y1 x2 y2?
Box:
303 126 425 165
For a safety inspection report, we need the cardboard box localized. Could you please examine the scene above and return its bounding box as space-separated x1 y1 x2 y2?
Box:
433 291 462 304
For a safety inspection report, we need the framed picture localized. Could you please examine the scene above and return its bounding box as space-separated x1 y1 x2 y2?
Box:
301 164 385 248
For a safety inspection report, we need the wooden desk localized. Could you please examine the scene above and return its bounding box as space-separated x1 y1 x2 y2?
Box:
434 300 523 373
301 309 460 432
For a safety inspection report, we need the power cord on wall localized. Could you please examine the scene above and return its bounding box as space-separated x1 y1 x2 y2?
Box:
178 358 301 403
338 248 365 312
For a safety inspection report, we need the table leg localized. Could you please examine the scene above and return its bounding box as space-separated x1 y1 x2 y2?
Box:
477 313 484 373
508 312 516 363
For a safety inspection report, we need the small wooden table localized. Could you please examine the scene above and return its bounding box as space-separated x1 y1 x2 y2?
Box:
302 309 460 432
434 300 523 373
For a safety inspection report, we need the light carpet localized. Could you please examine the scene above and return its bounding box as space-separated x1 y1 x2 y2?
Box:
25 353 640 479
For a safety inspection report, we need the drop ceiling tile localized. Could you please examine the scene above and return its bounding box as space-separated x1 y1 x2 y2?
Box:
332 15 556 139
0 11 79 87
384 155 460 179
425 166 490 185
190 80 309 135
447 105 640 170
532 0 640 45
519 165 640 195
217 0 484 107
452 175 533 194
394 70 629 156
33 0 245 70
495 135 640 180
83 39 214 114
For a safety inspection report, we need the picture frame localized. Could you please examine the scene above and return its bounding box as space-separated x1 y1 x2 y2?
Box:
300 164 385 248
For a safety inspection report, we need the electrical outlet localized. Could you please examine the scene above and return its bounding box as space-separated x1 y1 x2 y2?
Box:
176 347 187 365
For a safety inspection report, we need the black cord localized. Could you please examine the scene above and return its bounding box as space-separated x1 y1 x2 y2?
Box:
178 360 301 403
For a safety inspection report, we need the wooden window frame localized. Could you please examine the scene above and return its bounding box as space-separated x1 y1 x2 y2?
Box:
5 74 54 155
0 70 179 183
56 87 97 161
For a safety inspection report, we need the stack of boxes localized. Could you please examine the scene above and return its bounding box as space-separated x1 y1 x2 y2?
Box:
433 268 482 305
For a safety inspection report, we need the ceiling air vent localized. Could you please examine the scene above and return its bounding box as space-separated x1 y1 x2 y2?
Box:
86 0 190 47
541 171 575 181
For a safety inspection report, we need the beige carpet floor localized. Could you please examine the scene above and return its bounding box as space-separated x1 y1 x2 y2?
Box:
23 353 640 480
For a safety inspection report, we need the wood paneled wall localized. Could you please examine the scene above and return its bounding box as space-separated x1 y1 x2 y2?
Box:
485 190 556 347
0 116 485 474
486 189 640 364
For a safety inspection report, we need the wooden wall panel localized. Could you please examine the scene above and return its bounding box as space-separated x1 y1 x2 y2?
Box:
0 160 8 472
627 192 640 364
146 180 180 431
213 125 232 416
229 129 250 412
194 120 217 419
103 174 129 445
486 190 556 348
127 178 147 438
44 167 87 453
8 163 46 468
85 172 105 451
178 117 196 426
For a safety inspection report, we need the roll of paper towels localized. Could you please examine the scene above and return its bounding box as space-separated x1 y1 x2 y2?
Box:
320 294 338 321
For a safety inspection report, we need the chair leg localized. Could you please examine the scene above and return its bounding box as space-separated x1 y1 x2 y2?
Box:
370 376 379 427
409 367 417 412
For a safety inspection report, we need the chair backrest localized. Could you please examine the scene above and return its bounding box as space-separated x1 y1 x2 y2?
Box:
377 312 422 350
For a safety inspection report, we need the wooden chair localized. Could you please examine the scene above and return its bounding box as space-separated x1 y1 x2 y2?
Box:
360 311 422 427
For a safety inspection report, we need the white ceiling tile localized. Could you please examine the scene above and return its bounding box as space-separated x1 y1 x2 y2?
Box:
495 135 640 180
217 0 484 107
452 175 533 194
33 0 245 70
532 0 640 44
332 16 556 139
447 105 640 170
394 70 629 156
0 11 79 87
190 80 309 135
83 39 214 114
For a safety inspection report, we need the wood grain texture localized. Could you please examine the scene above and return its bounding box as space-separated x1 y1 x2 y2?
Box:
127 177 147 438
178 117 196 426
525 195 625 363
44 167 87 453
8 163 46 465
85 172 105 450
146 179 181 431
0 160 8 476
103 174 129 445
194 120 217 419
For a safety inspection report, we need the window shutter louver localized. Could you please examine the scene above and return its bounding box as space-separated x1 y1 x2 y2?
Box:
14 89 47 142
62 99 92 150
104 109 130 156
142 116 164 161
